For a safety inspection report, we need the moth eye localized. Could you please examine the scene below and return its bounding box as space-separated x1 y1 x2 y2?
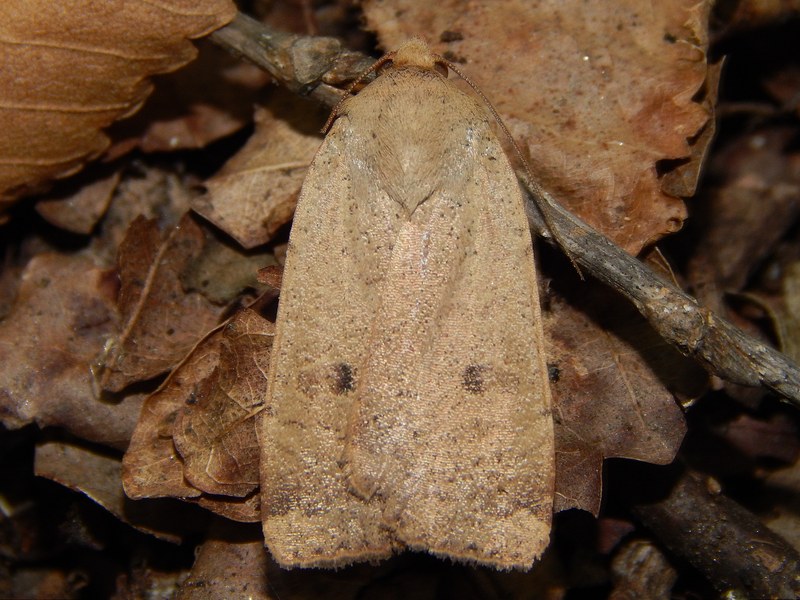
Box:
331 362 356 395
462 364 489 394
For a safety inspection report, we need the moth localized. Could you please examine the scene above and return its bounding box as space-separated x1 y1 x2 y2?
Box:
260 38 554 570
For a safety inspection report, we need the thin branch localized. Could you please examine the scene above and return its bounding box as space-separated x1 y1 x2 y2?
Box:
209 13 800 407
632 469 800 598
524 182 800 404
210 12 374 108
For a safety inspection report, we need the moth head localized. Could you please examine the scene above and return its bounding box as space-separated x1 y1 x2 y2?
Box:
390 37 449 77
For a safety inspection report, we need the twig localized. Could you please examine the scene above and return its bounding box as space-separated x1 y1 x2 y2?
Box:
209 13 800 407
210 12 374 108
525 181 800 404
632 469 800 597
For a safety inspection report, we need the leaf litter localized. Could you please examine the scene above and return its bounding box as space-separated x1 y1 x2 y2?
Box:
1 0 800 597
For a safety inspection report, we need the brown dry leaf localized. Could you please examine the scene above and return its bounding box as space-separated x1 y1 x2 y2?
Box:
122 328 222 501
717 411 800 464
101 213 225 392
688 127 800 312
661 59 722 198
0 253 143 449
109 42 269 156
195 491 261 523
545 285 693 514
35 439 205 543
192 90 327 248
0 0 236 209
122 309 264 523
174 308 274 498
88 164 195 266
35 168 121 234
362 0 712 253
176 525 270 600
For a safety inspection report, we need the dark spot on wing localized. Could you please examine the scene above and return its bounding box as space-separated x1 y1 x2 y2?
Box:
463 364 488 394
332 362 355 395
548 364 561 383
298 363 356 397
440 30 463 42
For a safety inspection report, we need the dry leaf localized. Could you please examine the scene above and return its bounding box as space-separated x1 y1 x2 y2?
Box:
660 59 722 198
0 0 236 210
0 253 142 449
176 525 270 600
109 42 269 156
362 0 712 253
545 284 692 514
688 127 800 312
192 91 327 248
195 491 261 523
123 308 268 523
174 308 274 498
123 331 223 501
101 213 225 392
35 168 121 234
87 164 195 266
179 232 276 305
35 439 203 543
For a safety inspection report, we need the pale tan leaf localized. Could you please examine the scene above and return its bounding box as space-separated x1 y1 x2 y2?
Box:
192 91 326 248
36 439 204 543
35 168 121 234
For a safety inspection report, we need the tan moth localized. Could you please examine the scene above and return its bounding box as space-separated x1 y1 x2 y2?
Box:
260 38 554 570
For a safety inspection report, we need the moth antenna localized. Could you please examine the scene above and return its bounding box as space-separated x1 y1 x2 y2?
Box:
437 56 584 278
322 51 397 134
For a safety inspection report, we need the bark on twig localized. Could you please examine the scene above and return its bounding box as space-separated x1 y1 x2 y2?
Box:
632 469 800 598
210 12 373 108
210 12 800 407
525 181 800 405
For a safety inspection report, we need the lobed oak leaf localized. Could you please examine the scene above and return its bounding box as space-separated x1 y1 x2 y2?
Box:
362 0 714 254
545 282 699 514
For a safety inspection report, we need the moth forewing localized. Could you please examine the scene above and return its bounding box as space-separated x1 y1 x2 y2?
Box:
261 38 554 570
